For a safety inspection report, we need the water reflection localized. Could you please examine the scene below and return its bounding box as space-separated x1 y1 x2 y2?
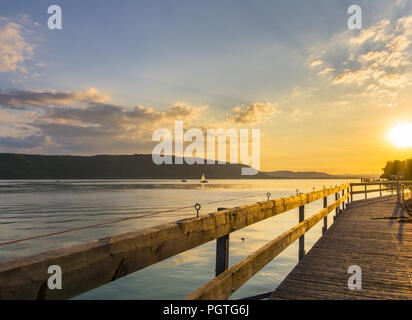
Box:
0 179 387 299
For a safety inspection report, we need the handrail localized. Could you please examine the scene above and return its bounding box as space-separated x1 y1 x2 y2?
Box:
350 180 411 203
185 193 349 300
0 184 350 300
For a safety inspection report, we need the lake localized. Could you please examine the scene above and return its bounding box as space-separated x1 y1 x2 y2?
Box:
0 179 382 299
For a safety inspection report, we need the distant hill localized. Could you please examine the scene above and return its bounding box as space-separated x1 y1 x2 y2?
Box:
265 170 372 179
266 171 335 179
0 153 270 179
0 153 372 180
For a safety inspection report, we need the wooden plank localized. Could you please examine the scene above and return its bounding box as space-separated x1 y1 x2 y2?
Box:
270 197 412 300
0 185 349 300
184 193 349 300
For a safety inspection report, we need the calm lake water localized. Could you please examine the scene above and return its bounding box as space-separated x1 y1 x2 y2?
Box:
0 179 384 299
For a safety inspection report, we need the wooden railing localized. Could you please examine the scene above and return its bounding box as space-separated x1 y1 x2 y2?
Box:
0 181 408 300
350 181 411 204
185 191 350 300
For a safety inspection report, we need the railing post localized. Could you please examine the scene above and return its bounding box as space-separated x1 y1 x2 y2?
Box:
334 192 338 221
350 185 353 202
365 184 367 200
322 196 327 235
298 205 305 261
336 192 339 215
216 208 229 276
342 189 345 211
347 187 350 205
379 183 382 198
396 182 401 205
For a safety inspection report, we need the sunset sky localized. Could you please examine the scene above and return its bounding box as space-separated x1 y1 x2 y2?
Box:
0 0 412 174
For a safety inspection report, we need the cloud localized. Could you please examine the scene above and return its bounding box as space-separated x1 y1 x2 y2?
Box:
0 134 45 149
349 19 391 46
333 69 372 85
317 67 335 76
227 102 277 124
0 88 209 153
309 60 323 68
0 88 110 109
0 87 275 153
0 18 34 72
164 102 206 120
309 13 412 107
36 103 204 152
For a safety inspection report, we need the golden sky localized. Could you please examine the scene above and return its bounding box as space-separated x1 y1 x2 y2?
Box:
0 1 411 174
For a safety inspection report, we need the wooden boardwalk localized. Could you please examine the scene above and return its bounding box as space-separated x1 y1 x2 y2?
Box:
270 197 412 300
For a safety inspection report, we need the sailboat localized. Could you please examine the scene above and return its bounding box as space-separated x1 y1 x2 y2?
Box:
200 173 208 183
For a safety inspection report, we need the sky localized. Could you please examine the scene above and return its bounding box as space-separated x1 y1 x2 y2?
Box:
0 0 412 174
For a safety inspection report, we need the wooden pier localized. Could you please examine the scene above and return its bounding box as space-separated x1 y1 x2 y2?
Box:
270 196 412 300
0 181 410 300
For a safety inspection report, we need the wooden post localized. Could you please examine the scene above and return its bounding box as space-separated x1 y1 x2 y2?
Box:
342 189 345 211
365 184 367 199
347 187 350 205
298 205 305 261
216 208 229 276
322 197 327 235
350 185 353 202
396 182 401 205
379 183 382 198
391 183 394 195
335 193 339 217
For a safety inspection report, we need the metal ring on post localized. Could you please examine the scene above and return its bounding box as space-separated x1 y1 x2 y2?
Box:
194 203 201 218
266 193 271 201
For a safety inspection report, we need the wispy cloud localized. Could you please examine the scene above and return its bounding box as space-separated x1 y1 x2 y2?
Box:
308 13 412 108
227 102 277 124
0 88 109 109
0 17 35 73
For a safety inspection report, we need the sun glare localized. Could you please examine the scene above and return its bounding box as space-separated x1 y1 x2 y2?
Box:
388 123 412 148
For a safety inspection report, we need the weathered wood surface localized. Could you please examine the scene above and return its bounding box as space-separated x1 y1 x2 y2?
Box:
0 185 349 300
351 188 393 195
185 193 349 300
270 197 412 300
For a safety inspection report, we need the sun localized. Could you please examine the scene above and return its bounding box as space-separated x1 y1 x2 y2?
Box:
388 123 412 148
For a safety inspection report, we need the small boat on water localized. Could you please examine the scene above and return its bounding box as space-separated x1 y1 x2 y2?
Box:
200 173 208 183
181 179 187 182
